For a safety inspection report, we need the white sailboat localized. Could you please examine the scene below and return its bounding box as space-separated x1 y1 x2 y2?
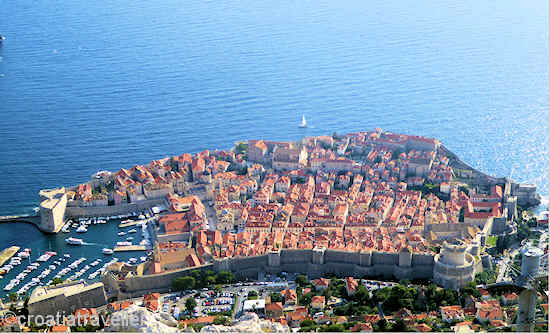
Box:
298 115 307 128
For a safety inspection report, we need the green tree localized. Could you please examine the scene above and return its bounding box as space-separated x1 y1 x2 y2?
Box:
215 271 234 284
392 319 408 331
300 319 316 328
270 292 283 303
173 276 195 291
185 298 197 313
213 315 230 326
295 274 308 287
299 293 313 306
475 269 496 285
247 290 258 300
52 277 64 285
352 285 371 305
375 319 388 332
322 323 345 332
460 282 481 299
234 143 248 155
8 292 18 303
205 275 216 286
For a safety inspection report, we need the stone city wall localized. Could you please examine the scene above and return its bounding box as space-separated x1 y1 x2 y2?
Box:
104 249 436 299
65 198 166 219
29 284 107 317
280 249 313 264
103 264 215 300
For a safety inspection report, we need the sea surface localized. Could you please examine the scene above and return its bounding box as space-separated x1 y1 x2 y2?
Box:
0 0 548 296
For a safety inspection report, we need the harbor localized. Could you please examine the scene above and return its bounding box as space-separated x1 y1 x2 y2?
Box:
0 211 155 300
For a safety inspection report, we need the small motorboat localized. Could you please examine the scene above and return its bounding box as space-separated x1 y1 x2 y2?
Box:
76 225 88 233
65 237 84 245
102 248 114 255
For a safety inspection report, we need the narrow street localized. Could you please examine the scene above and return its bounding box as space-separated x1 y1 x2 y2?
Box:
188 185 217 231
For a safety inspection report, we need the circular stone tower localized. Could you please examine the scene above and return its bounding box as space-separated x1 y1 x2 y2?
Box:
433 240 476 290
521 247 543 277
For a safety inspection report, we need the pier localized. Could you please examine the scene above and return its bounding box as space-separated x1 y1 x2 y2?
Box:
113 245 146 252
0 215 40 226
118 219 147 228
0 246 21 266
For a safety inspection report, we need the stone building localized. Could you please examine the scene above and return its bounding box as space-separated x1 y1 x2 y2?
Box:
272 146 308 171
433 241 477 290
39 187 67 233
28 281 107 317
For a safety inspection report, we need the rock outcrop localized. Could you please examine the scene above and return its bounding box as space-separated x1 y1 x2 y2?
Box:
200 313 289 333
104 304 179 333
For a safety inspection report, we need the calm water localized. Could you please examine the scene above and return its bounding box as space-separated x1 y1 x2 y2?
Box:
0 0 547 295
0 219 146 299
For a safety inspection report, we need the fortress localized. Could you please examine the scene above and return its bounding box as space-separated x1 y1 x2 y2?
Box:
38 188 67 233
35 186 166 233
433 241 478 290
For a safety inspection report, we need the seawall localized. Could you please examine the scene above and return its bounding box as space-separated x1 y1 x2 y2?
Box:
65 198 166 219
0 215 41 230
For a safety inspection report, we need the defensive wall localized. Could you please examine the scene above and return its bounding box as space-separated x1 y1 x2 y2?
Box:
103 248 436 300
102 263 214 300
65 198 166 219
28 282 107 317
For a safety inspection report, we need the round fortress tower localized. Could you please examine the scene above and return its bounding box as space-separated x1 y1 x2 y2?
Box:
441 240 468 266
521 247 543 277
433 240 477 290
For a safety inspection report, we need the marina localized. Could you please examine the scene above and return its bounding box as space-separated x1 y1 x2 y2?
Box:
0 212 154 299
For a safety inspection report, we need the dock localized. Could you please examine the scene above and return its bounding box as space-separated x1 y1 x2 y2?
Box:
118 219 147 228
113 245 146 252
0 246 21 266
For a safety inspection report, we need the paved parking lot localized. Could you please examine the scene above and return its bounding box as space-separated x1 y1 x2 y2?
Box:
157 274 296 320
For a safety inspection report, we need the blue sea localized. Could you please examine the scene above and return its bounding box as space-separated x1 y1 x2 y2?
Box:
0 0 547 297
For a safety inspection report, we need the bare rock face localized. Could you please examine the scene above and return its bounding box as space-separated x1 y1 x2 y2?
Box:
104 304 179 333
200 312 290 333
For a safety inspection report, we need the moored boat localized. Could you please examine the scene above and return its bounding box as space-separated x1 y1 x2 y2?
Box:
102 248 114 255
65 237 84 246
76 225 88 233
